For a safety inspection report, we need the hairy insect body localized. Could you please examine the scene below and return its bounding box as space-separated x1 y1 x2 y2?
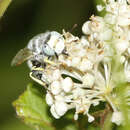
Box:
27 31 65 69
12 31 67 86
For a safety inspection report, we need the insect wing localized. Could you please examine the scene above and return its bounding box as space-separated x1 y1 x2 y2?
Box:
11 48 33 66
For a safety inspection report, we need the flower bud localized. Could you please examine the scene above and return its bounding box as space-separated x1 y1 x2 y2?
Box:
115 40 129 54
52 69 61 80
51 81 61 95
82 73 95 88
80 36 90 46
50 105 60 119
74 113 78 120
88 114 95 123
72 57 81 66
55 102 68 116
97 5 104 12
62 77 73 93
82 21 91 35
80 58 93 72
46 92 54 106
99 28 112 41
117 15 130 26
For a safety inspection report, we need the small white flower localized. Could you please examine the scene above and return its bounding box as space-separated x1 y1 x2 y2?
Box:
120 56 126 64
128 48 130 55
55 101 68 116
111 111 123 125
82 73 95 88
87 113 95 123
55 95 65 102
115 39 129 54
50 105 60 119
50 81 61 95
46 92 54 106
66 59 72 66
78 49 87 57
104 14 116 24
52 69 61 80
72 87 87 99
62 77 73 93
71 57 81 66
99 28 112 41
74 113 78 120
82 21 91 35
117 15 130 26
91 16 105 32
63 31 79 43
80 36 90 46
79 58 93 72
92 100 100 106
97 5 104 12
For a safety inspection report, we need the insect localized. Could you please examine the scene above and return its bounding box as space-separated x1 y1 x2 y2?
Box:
11 29 77 87
11 31 66 69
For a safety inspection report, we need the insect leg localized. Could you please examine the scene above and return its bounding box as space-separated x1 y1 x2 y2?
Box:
44 57 56 66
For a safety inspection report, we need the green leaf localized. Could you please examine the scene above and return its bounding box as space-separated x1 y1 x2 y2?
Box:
0 0 12 18
0 117 32 130
13 83 54 130
13 83 78 130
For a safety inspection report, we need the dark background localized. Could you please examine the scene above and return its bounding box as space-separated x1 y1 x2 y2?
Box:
0 0 95 129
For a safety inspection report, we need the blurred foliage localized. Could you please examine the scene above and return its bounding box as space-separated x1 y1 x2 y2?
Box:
0 0 12 18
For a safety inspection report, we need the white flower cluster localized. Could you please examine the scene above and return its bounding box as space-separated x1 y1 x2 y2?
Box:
42 0 130 125
13 0 130 126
